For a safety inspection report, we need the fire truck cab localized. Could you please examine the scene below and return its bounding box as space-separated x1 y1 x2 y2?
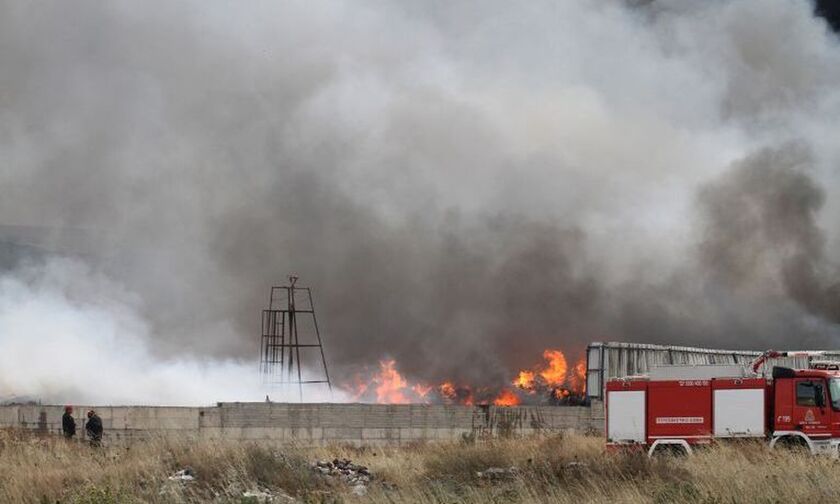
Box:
767 366 840 454
605 355 840 457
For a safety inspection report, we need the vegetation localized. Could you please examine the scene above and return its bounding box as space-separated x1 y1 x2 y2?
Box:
2 429 840 503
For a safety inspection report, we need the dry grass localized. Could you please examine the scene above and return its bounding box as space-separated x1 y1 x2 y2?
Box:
3 428 840 503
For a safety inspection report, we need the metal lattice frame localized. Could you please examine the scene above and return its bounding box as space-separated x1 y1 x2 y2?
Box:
260 276 332 401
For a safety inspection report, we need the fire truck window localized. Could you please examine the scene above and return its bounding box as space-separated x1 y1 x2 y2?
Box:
830 379 840 410
797 381 818 407
815 383 826 407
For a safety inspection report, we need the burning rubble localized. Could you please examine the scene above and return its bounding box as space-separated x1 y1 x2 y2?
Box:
513 349 587 404
343 348 586 406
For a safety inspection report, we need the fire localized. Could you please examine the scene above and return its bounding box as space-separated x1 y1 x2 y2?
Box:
341 362 444 404
375 360 409 404
493 388 521 406
512 349 586 402
552 388 571 400
513 370 536 392
439 381 457 400
569 358 587 394
439 382 474 405
346 372 371 401
412 383 433 398
539 349 568 386
341 348 587 405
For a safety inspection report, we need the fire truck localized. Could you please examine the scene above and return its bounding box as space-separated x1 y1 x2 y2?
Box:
605 351 840 456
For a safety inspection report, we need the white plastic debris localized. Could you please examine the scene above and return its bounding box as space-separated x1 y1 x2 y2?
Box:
168 467 196 482
476 466 519 480
352 484 368 496
242 489 274 502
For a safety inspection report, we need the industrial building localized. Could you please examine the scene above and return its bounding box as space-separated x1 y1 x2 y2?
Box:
585 341 840 400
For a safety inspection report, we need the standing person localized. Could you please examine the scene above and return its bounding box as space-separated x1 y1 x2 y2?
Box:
85 410 103 447
62 406 76 439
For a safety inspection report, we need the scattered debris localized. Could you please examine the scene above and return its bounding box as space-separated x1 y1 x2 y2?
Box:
159 467 197 498
312 458 373 489
351 484 367 496
559 460 589 477
242 489 273 503
168 467 196 482
476 466 519 480
240 488 296 503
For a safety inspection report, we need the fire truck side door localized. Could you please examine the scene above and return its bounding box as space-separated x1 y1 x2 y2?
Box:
791 379 830 435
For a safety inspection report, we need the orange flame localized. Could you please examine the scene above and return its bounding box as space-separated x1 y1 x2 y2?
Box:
539 349 568 386
374 360 409 404
341 348 586 405
463 392 475 406
345 372 371 401
552 388 571 400
439 381 474 405
493 388 521 406
570 358 587 394
513 370 536 392
412 383 433 398
512 349 586 400
439 381 457 400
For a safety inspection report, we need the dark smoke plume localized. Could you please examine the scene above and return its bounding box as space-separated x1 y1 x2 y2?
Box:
698 145 840 324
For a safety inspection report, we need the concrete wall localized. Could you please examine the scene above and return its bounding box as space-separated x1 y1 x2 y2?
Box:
0 402 604 445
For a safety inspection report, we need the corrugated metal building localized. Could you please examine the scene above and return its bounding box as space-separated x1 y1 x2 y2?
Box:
585 342 840 400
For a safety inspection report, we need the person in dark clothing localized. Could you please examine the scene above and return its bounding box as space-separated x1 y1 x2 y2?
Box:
62 405 76 439
85 410 103 447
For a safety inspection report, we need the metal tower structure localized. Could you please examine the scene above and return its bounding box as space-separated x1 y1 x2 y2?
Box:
260 275 332 401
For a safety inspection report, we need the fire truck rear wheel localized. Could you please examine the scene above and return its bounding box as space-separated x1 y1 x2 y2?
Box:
648 442 690 458
774 436 811 455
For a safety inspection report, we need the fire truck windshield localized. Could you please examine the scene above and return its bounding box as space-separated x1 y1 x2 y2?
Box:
830 379 840 410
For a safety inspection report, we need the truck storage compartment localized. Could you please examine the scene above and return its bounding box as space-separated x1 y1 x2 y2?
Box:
606 380 646 443
647 380 712 441
712 378 767 437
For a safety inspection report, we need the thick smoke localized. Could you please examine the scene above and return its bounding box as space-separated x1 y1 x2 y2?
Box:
698 145 840 324
1 0 840 401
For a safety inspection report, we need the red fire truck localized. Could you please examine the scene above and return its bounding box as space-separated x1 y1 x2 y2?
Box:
605 351 840 456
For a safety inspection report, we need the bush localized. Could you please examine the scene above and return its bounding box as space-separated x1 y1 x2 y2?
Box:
422 441 515 483
243 444 320 495
70 485 132 504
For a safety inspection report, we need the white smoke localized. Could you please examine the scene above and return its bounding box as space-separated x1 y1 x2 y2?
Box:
0 258 341 405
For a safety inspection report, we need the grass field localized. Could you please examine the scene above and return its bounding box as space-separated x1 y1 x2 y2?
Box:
2 429 839 503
